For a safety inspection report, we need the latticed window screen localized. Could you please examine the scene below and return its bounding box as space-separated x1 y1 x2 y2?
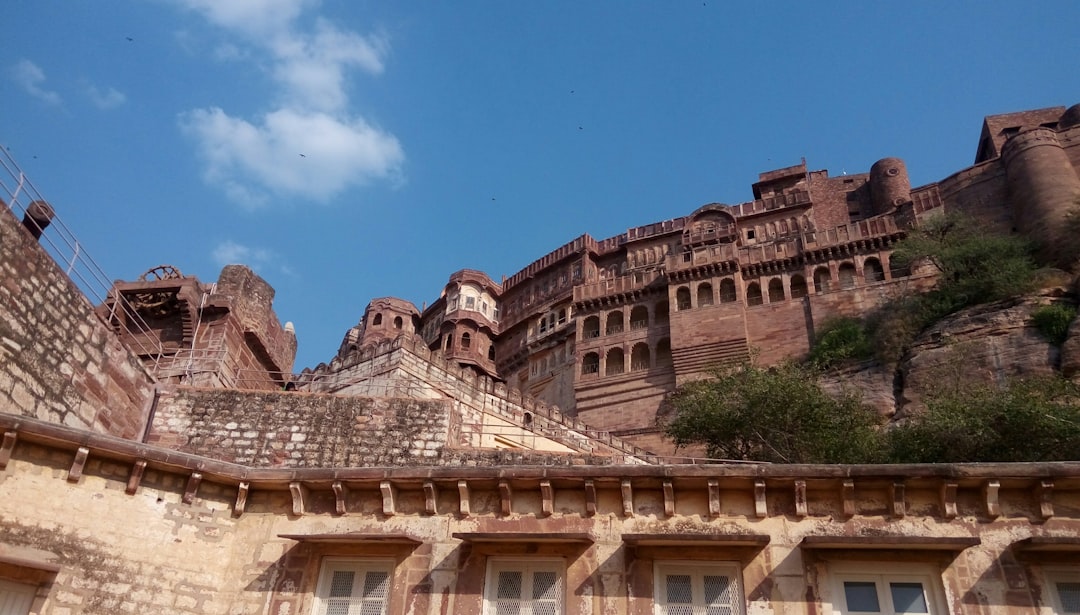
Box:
315 560 392 615
655 563 743 615
1055 580 1080 614
486 560 564 615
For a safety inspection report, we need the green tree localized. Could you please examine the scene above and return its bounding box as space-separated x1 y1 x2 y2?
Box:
888 376 1080 463
663 362 885 463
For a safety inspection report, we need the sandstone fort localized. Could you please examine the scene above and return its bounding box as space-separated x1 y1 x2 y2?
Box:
0 103 1078 614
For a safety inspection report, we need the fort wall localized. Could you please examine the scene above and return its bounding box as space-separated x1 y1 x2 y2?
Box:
0 203 154 438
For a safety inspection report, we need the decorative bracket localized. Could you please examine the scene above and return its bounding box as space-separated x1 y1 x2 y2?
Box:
842 480 856 518
68 447 89 483
499 480 513 516
423 481 438 515
380 481 397 516
754 480 768 519
0 431 16 469
621 479 634 517
708 480 721 518
182 472 202 505
540 480 554 517
983 480 1001 519
126 459 147 495
794 480 808 518
941 482 958 519
289 481 309 516
890 482 906 518
233 481 249 517
584 480 597 517
458 480 471 517
1037 481 1054 520
663 480 675 517
333 481 350 516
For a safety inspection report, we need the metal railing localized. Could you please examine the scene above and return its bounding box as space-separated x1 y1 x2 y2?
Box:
0 147 167 371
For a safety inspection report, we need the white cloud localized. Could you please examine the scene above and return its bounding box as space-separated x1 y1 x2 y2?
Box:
172 0 403 206
11 59 61 106
86 84 126 109
181 107 403 203
212 240 273 268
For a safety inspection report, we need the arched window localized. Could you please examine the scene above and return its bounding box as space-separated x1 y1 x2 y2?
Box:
630 305 649 330
864 257 885 283
813 266 832 293
839 263 857 289
746 282 763 306
630 343 650 371
790 274 808 299
444 334 452 350
768 278 785 303
655 300 670 322
656 338 672 366
676 287 692 311
582 315 601 339
461 332 471 349
889 254 911 279
719 278 737 303
372 313 383 326
606 311 624 335
488 345 496 361
393 316 403 329
582 352 600 375
697 283 714 307
605 348 625 375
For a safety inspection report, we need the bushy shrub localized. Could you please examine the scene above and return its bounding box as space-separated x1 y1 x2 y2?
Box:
808 317 873 368
1031 303 1076 345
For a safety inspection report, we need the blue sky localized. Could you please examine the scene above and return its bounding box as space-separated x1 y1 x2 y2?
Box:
3 1 1078 370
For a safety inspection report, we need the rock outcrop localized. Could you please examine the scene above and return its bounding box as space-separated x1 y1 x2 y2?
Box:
822 287 1078 419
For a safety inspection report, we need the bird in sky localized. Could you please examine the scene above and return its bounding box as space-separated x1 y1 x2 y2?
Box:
299 153 306 158
126 37 134 42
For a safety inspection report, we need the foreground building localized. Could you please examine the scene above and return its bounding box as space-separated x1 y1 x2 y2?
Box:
0 104 1078 614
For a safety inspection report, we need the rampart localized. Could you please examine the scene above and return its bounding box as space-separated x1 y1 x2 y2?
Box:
0 203 154 438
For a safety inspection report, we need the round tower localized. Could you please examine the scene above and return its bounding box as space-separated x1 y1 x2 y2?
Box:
338 297 420 355
1001 127 1080 266
869 157 911 216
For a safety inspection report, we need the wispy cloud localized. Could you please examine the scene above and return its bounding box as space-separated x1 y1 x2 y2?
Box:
10 59 62 106
211 239 297 278
86 84 127 109
212 240 273 267
173 0 404 206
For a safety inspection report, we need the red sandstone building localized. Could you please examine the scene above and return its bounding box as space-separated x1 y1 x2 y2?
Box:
1 103 1078 615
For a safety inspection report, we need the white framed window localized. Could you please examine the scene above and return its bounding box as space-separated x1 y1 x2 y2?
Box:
654 561 744 615
828 564 946 615
484 558 564 615
312 558 394 615
1045 569 1080 614
0 579 36 615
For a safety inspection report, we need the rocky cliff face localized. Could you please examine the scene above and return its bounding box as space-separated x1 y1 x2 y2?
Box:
821 286 1078 420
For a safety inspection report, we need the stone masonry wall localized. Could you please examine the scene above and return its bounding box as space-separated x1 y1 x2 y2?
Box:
0 204 154 438
148 387 452 467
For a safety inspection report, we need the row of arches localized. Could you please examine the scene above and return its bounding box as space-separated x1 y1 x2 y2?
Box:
442 330 497 362
674 257 892 310
580 301 670 339
580 339 673 377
